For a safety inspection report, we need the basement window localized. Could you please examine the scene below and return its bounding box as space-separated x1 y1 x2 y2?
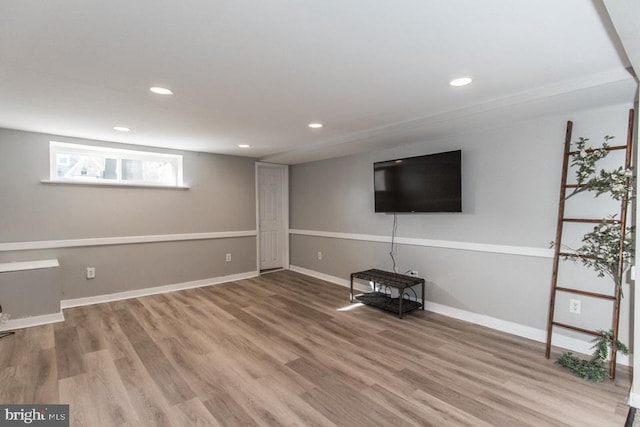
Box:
48 141 185 188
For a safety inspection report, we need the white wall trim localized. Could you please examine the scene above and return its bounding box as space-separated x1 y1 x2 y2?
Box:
0 311 65 332
0 259 59 273
289 229 553 258
289 265 630 366
0 230 257 252
61 270 259 309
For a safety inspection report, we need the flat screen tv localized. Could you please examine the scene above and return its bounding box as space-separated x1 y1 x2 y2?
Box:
374 150 462 213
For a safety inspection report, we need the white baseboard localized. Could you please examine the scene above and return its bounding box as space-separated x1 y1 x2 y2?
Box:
61 270 259 309
629 391 640 408
289 265 630 366
290 264 353 287
0 311 65 332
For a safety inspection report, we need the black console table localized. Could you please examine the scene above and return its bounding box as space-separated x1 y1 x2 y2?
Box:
350 269 425 319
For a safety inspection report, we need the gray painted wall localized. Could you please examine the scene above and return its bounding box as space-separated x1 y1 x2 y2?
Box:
290 103 633 345
0 128 257 318
0 128 255 241
0 268 60 317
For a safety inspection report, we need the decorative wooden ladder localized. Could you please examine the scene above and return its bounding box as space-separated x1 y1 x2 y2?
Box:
545 109 635 379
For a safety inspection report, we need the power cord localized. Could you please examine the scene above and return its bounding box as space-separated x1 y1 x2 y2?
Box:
389 212 398 273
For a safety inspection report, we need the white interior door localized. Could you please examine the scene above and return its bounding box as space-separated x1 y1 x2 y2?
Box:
258 166 284 270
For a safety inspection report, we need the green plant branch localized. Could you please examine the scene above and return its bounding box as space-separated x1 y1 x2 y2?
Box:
556 330 628 382
553 217 634 290
565 135 633 202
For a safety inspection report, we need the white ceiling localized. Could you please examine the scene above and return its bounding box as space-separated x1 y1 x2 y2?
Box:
0 1 636 164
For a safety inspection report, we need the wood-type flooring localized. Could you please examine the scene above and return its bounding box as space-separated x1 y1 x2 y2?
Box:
0 270 631 426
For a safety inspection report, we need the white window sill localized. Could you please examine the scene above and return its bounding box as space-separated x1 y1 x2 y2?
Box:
0 259 59 273
40 180 190 190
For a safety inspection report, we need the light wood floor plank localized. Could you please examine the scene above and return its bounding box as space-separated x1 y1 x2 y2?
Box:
131 339 196 406
54 326 86 380
172 398 223 427
83 350 141 426
202 392 260 427
20 347 59 403
114 354 175 427
0 366 23 404
59 374 102 427
156 337 228 401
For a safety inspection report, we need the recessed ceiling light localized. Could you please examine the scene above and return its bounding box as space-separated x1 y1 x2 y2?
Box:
149 86 173 95
238 144 251 148
308 123 323 129
113 126 131 132
449 77 473 87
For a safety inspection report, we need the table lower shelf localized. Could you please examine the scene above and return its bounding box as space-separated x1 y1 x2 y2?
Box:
355 292 423 316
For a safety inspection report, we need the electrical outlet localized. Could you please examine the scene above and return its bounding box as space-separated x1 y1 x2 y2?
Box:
407 270 419 277
86 267 96 279
569 299 581 314
226 253 232 262
317 251 323 260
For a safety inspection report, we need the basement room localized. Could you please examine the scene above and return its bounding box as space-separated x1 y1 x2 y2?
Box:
1 1 639 426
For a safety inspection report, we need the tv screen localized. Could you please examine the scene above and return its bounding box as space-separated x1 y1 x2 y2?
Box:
374 150 462 213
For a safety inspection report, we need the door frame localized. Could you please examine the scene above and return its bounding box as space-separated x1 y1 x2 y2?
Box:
255 162 289 273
